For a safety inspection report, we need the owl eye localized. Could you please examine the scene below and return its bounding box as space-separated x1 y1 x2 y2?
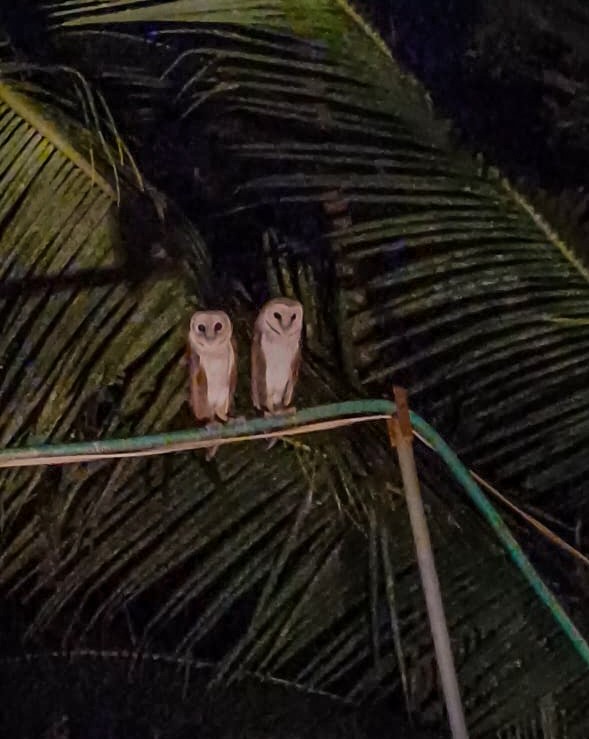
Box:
197 324 206 333
291 313 296 322
273 311 281 321
214 322 223 332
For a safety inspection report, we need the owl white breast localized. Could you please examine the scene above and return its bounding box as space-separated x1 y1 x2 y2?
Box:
261 331 298 408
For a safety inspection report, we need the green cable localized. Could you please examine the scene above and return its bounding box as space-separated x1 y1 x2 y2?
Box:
410 410 589 670
1 399 588 670
0 400 393 464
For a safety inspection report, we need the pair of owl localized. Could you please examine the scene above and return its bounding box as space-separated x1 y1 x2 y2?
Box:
187 297 304 459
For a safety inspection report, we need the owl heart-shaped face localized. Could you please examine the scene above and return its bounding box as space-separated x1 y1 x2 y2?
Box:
261 298 303 337
190 310 232 348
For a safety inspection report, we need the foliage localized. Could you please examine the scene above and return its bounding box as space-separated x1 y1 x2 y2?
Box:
0 1 589 737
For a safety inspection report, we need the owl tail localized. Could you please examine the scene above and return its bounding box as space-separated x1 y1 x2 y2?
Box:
205 443 219 461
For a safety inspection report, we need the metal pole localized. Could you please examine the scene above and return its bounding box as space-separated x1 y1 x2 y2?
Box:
389 386 469 739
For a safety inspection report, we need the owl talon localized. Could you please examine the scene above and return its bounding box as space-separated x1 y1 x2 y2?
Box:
263 407 296 419
266 436 279 450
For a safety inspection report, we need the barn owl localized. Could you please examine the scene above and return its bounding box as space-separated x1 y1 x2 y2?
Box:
251 297 303 448
188 310 237 460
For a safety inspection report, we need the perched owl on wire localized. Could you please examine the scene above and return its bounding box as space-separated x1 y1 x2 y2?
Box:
188 310 237 460
251 297 303 448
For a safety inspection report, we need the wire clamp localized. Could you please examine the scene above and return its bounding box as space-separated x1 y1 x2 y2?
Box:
387 385 413 447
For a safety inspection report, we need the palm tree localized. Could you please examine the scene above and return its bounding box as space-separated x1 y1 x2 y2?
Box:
1 2 589 737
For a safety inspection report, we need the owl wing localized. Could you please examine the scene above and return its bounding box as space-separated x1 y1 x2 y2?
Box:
189 348 211 421
179 345 190 368
251 328 267 411
283 343 302 407
228 335 238 413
